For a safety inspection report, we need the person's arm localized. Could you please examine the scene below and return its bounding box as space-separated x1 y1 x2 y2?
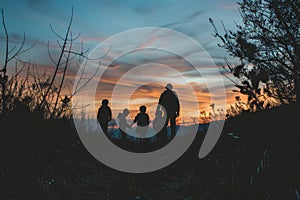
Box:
97 107 101 123
156 93 164 115
133 114 138 123
146 114 150 125
108 107 112 121
175 93 180 117
126 119 131 129
129 120 136 127
130 114 138 127
129 122 134 127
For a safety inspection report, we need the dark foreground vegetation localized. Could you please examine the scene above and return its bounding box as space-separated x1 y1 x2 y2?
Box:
0 102 299 200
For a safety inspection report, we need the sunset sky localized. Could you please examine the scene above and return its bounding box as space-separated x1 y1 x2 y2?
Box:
1 0 244 123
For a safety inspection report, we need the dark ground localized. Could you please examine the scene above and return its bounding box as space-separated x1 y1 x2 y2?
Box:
0 103 300 199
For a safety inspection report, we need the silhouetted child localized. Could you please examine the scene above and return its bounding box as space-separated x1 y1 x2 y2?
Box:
131 105 149 143
117 108 131 142
97 99 112 135
153 109 165 142
153 110 164 132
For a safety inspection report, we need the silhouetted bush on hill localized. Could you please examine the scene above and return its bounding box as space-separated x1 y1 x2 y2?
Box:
220 102 300 198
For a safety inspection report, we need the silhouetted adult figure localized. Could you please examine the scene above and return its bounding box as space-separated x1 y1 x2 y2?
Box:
117 108 131 142
156 83 180 141
97 99 112 135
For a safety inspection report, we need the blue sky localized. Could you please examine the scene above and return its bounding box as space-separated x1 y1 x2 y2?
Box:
1 0 243 121
1 0 241 63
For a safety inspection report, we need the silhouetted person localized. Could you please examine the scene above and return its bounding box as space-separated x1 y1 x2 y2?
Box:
131 105 150 144
156 83 180 141
153 109 165 142
117 108 131 142
97 99 112 135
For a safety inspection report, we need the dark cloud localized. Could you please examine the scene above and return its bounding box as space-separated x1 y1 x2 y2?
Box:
200 87 209 93
0 33 24 44
186 10 204 20
159 10 204 37
160 10 203 28
137 84 163 93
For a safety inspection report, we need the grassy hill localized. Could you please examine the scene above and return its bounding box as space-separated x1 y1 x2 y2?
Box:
0 103 299 199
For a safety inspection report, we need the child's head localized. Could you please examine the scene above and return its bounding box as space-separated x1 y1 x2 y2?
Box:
139 105 146 113
123 108 130 116
102 99 109 106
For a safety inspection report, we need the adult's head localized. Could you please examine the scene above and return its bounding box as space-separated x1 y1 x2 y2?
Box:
102 99 109 106
165 83 173 90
